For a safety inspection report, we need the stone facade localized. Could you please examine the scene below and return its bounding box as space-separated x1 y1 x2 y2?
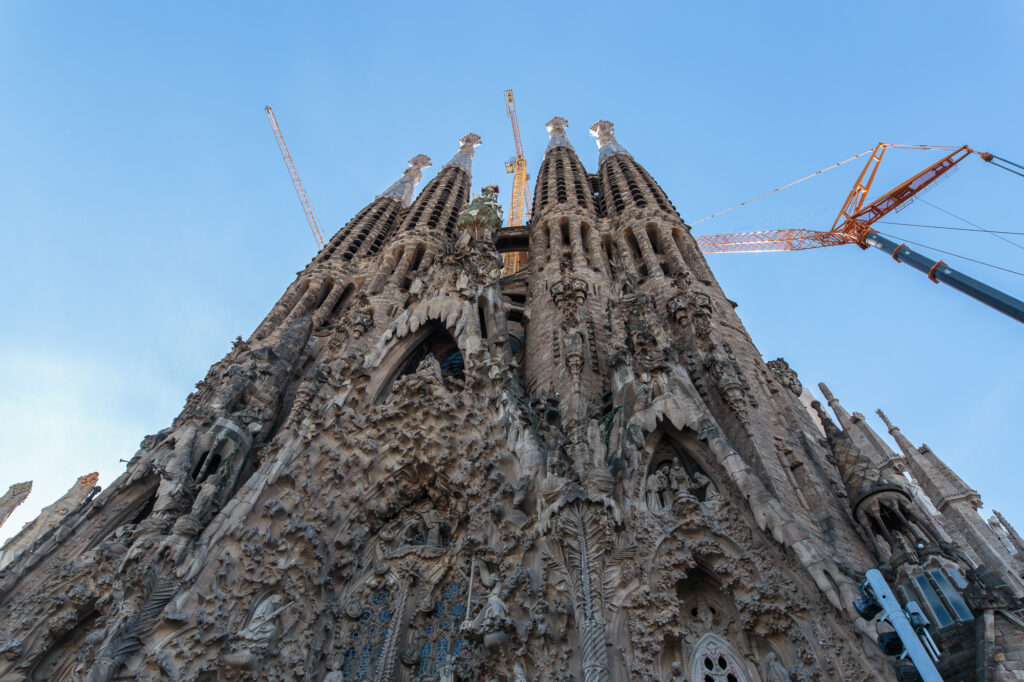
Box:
0 118 1021 681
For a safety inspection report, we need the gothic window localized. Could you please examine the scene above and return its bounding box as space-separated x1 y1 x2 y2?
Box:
412 581 468 678
690 634 750 682
340 588 393 681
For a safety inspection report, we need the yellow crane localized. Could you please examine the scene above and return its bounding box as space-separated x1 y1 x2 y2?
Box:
265 105 325 251
502 89 530 275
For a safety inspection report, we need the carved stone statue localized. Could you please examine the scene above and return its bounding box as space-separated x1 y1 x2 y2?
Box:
762 652 792 682
647 466 671 511
667 660 688 681
513 661 529 681
467 580 512 646
226 594 289 669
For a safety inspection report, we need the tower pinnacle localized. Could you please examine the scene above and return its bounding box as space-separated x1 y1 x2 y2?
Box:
546 116 572 149
379 154 432 207
445 133 481 173
877 409 979 511
589 119 629 163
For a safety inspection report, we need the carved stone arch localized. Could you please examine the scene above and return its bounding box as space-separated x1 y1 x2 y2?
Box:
641 428 724 514
689 632 753 682
366 318 466 404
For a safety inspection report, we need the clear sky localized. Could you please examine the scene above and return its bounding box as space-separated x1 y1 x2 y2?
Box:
1 2 1022 544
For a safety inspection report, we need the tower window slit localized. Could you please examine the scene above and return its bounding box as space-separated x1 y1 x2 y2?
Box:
580 222 592 267
625 230 647 277
602 234 615 267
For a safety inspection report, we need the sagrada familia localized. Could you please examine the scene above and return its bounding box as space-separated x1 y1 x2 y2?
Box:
1 117 1022 682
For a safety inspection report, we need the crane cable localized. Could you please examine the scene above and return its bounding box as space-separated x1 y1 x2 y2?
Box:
878 220 1024 236
690 148 877 226
915 197 1024 253
693 146 1024 228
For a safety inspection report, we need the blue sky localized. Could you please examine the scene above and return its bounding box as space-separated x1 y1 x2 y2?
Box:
1 2 1022 543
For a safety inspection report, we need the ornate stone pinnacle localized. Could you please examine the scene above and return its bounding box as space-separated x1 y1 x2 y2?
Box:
817 382 837 404
589 119 629 163
876 409 896 431
446 133 481 173
380 154 433 207
546 116 572 150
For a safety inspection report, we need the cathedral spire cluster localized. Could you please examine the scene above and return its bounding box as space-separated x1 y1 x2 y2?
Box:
0 113 1020 682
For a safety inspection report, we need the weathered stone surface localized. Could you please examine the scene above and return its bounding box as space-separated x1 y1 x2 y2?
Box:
0 121 1020 682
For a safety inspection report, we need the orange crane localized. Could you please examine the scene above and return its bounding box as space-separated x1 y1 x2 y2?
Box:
265 105 325 251
694 144 1024 323
501 89 530 275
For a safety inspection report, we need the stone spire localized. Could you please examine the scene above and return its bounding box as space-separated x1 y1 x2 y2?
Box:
379 154 432 207
0 473 99 569
812 399 903 503
546 116 572 150
877 409 980 513
819 383 902 474
0 482 31 530
589 119 630 163
444 133 481 174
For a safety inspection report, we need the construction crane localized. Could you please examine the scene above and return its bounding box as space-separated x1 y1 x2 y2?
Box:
501 89 530 275
694 144 1024 324
265 105 325 251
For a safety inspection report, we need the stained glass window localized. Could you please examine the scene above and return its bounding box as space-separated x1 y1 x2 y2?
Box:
414 581 468 677
341 588 392 681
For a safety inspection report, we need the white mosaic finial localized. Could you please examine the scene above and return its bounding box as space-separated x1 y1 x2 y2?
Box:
446 133 482 173
589 120 630 163
379 154 432 207
546 116 572 150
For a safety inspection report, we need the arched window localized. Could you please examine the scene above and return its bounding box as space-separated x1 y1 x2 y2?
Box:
412 581 468 677
340 588 393 680
690 634 750 682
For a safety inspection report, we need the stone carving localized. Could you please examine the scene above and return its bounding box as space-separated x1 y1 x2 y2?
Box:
687 290 714 339
762 651 792 682
766 358 802 396
457 184 504 242
225 593 289 669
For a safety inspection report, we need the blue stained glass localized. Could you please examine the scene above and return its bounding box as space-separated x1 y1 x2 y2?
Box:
449 602 466 619
441 619 452 630
433 602 446 618
357 642 373 676
435 636 450 664
442 582 461 601
366 624 377 637
452 637 464 656
417 642 432 675
423 623 433 635
378 608 391 623
371 589 391 606
357 609 372 625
